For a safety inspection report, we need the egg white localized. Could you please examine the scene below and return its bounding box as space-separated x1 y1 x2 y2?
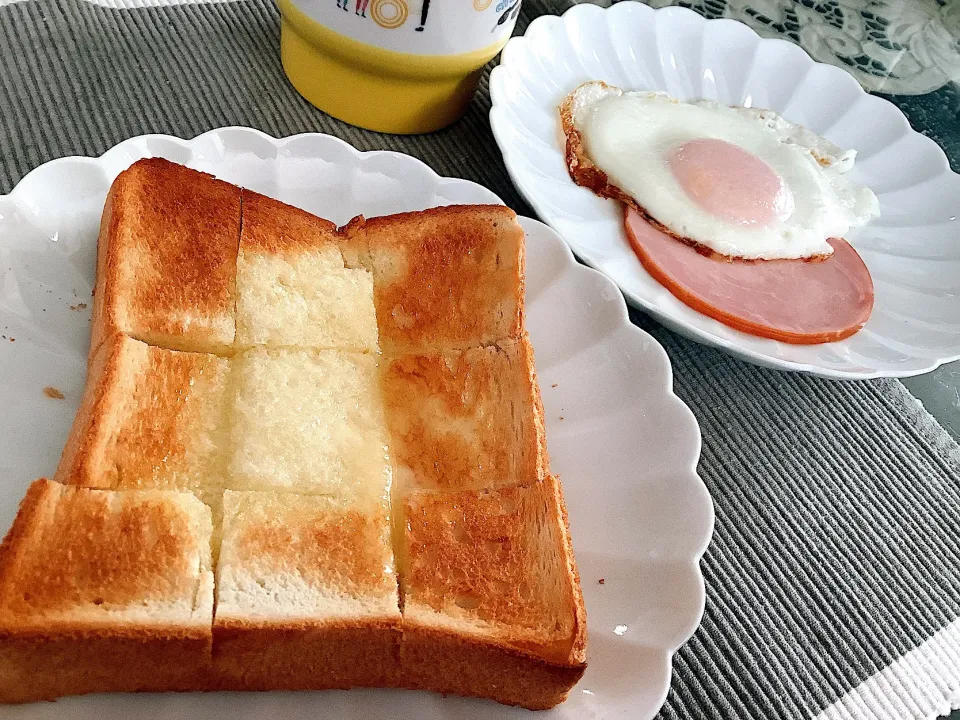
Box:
570 84 880 260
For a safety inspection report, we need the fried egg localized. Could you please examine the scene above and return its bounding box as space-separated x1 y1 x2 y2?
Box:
562 82 880 260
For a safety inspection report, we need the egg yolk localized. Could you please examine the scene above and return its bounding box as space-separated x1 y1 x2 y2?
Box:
666 138 792 227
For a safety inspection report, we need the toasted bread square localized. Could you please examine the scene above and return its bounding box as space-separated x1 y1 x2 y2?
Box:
55 334 230 495
344 205 524 352
229 348 391 497
401 477 584 662
400 476 586 707
214 490 400 689
236 191 378 351
91 158 240 355
381 336 546 492
0 480 214 703
217 490 398 622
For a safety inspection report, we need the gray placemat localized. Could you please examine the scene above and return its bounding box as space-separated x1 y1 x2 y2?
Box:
2 1 960 717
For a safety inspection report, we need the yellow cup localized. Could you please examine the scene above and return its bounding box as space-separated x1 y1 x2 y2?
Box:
277 0 521 134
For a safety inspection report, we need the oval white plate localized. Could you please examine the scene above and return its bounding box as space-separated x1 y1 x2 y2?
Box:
489 1 960 380
0 128 712 720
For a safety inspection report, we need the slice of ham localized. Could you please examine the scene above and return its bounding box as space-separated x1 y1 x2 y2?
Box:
624 207 874 344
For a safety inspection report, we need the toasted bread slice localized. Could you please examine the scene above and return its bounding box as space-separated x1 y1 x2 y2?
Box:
236 191 378 351
344 205 524 353
91 158 240 355
0 479 214 703
16 173 585 709
228 348 391 497
214 490 400 689
55 333 230 496
400 475 586 708
381 336 546 492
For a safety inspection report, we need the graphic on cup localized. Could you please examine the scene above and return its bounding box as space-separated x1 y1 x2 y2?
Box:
278 0 522 133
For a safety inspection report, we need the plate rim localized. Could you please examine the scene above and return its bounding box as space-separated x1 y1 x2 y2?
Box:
0 126 714 717
488 1 960 381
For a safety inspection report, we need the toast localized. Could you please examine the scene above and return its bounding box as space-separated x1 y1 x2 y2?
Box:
237 190 379 351
228 347 392 497
343 205 525 353
1 159 586 709
401 476 586 709
55 333 230 496
91 158 241 356
380 336 547 492
0 479 214 703
213 489 400 690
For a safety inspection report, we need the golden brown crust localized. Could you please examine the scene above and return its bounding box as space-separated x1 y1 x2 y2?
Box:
212 619 401 691
399 623 585 709
0 632 213 703
90 157 240 356
0 480 214 703
381 336 546 492
239 189 339 255
54 334 229 493
344 205 525 352
403 477 584 667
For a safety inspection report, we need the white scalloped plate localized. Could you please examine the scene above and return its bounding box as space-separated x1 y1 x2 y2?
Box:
489 1 960 380
0 129 711 720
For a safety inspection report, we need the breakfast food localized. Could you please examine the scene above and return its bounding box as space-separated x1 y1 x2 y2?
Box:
624 212 875 344
54 334 230 498
560 80 879 343
380 338 546 492
92 159 240 355
0 159 586 709
0 480 214 703
342 206 525 352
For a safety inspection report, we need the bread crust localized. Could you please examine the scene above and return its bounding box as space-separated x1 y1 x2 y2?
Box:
400 623 585 710
343 205 525 352
212 618 401 690
239 189 338 255
90 157 241 356
0 480 214 704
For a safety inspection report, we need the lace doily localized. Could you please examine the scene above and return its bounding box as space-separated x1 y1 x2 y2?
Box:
639 0 960 95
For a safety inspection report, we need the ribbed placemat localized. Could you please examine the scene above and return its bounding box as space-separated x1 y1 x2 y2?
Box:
2 1 959 717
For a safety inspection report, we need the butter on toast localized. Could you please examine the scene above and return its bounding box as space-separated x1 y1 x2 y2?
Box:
2 163 586 710
381 335 546 492
400 475 586 708
0 479 214 703
228 348 391 497
236 190 378 351
213 490 400 690
55 333 230 496
91 158 240 355
344 205 525 352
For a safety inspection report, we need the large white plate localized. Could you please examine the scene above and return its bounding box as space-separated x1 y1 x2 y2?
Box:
489 1 960 380
0 128 712 720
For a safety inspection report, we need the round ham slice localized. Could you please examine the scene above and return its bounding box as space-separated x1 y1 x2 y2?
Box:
624 207 874 344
